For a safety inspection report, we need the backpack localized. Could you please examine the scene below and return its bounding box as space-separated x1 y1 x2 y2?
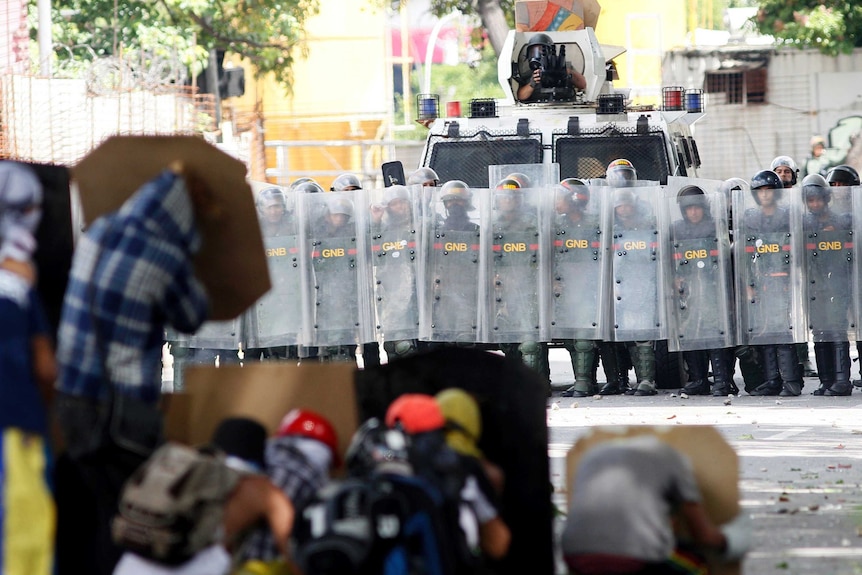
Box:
295 470 464 575
111 442 241 565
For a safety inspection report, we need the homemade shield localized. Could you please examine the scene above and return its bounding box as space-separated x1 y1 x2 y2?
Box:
71 135 269 320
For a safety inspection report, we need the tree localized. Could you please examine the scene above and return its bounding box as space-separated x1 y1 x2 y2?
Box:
750 1 862 55
429 0 514 57
36 0 319 90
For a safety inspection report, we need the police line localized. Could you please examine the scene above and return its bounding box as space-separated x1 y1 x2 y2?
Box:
168 177 860 353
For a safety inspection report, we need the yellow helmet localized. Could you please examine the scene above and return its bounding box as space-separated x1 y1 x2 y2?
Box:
435 388 483 458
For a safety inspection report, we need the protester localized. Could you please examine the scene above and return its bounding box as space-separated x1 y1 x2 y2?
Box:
238 409 339 567
113 417 295 575
562 435 751 575
0 161 57 575
54 167 212 575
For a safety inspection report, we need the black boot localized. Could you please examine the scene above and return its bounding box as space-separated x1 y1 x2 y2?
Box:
812 341 835 396
797 342 817 377
749 346 782 396
597 342 624 395
709 348 736 396
778 344 803 397
681 350 710 395
735 345 764 393
826 341 853 396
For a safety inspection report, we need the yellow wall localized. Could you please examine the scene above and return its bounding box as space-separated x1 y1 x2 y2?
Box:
229 3 390 188
593 1 689 105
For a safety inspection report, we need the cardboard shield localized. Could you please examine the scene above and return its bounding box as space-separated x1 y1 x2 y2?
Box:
566 425 741 575
71 135 269 320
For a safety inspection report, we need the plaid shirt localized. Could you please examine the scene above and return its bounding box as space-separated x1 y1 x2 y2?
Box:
239 436 330 562
57 170 208 402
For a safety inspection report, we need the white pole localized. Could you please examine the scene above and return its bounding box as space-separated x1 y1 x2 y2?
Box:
38 0 52 76
423 11 460 95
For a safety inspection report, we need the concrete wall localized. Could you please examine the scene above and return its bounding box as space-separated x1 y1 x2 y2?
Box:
663 46 862 180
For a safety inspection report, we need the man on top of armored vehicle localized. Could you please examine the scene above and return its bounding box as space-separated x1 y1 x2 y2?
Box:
516 33 586 103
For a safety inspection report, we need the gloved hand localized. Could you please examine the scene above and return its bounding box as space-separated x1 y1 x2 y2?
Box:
720 512 752 561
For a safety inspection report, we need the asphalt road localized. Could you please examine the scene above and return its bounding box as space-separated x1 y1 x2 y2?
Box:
546 348 862 575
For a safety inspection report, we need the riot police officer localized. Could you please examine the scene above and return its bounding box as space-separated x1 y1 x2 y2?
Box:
610 185 659 396
824 165 862 389
720 177 764 393
516 32 586 103
771 155 799 188
369 185 421 360
671 186 736 396
332 173 380 368
491 177 544 378
244 186 303 362
407 167 440 187
425 180 482 344
553 179 619 397
772 155 817 377
825 164 860 188
741 170 804 396
801 173 853 396
310 196 361 362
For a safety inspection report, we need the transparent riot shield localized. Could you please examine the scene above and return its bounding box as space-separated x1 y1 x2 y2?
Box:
365 185 422 343
733 184 806 345
246 189 305 349
801 184 854 342
548 183 611 341
483 186 548 344
419 185 484 343
609 185 667 342
488 163 560 189
165 318 244 351
301 190 374 348
663 179 735 352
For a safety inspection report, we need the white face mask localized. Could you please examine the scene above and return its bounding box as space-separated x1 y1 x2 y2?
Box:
293 437 333 472
0 224 36 262
0 163 43 235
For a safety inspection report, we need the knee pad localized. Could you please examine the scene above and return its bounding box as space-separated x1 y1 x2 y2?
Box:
518 341 540 355
574 340 596 353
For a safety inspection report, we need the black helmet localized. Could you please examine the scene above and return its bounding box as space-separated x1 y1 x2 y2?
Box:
382 185 410 205
825 164 860 187
770 155 798 187
331 173 362 192
750 170 783 203
558 178 589 205
526 33 553 61
407 167 439 187
293 181 326 194
345 418 411 478
288 177 316 191
677 185 709 217
256 186 288 214
327 197 355 217
440 180 473 207
801 173 831 203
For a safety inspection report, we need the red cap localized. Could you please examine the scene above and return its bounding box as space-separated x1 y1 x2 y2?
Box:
278 408 341 468
385 394 446 434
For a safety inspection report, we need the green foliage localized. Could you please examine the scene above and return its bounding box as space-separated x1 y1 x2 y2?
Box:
32 0 320 90
751 1 862 55
428 0 515 29
428 45 506 103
